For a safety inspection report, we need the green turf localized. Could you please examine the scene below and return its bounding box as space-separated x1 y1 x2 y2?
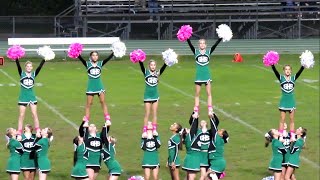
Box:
0 54 319 180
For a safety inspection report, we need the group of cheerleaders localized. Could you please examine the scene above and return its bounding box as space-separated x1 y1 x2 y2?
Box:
5 34 309 180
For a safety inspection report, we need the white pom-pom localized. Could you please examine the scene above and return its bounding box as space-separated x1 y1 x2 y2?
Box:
37 46 55 61
49 136 54 142
73 143 77 151
162 48 178 67
5 135 10 142
112 41 126 58
216 24 233 42
300 50 314 69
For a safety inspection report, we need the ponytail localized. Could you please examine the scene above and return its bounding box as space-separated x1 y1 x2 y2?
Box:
264 130 273 147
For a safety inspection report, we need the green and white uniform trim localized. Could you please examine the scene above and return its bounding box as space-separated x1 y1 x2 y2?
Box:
71 143 88 178
144 69 160 101
18 71 37 105
35 138 51 173
168 134 181 167
194 49 212 83
86 60 105 95
182 133 201 171
141 136 161 168
287 138 304 168
268 139 286 171
279 75 296 111
20 134 37 170
6 138 23 173
101 143 122 176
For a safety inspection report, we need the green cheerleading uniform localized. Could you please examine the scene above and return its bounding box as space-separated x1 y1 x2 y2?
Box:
268 139 287 171
6 138 23 173
279 75 296 111
86 61 105 95
182 133 201 171
281 132 291 166
197 129 210 167
21 134 37 170
287 138 304 168
18 71 37 105
194 49 212 84
71 143 88 178
208 135 226 173
84 133 102 168
144 69 160 102
168 134 181 167
101 143 122 176
141 135 161 168
35 138 51 173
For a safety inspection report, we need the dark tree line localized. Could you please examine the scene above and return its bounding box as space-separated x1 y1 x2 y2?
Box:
0 0 73 16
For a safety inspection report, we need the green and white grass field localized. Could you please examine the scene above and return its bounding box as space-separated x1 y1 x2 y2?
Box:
0 54 319 180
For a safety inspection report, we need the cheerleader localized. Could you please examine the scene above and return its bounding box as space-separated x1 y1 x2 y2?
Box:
186 38 222 116
78 51 114 126
265 129 287 180
6 128 23 180
271 64 304 141
71 134 89 180
79 121 104 180
207 114 229 180
101 125 122 180
20 124 37 180
138 60 167 136
168 122 183 180
33 127 53 180
141 121 161 180
182 112 201 180
284 127 307 180
15 59 46 138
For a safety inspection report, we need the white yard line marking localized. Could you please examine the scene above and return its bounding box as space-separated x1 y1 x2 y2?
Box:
252 65 319 90
129 66 320 169
0 69 78 130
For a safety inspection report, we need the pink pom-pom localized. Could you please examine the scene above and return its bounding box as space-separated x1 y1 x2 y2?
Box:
220 172 226 179
177 25 193 42
68 43 83 59
263 51 279 66
130 49 146 63
6 45 26 60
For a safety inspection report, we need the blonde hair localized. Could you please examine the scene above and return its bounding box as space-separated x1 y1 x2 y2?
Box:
198 39 206 44
25 61 32 67
47 128 53 138
6 128 14 138
109 136 117 144
283 64 292 71
149 59 156 65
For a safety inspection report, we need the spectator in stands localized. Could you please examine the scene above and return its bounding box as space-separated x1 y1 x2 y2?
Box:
135 0 146 9
148 0 159 21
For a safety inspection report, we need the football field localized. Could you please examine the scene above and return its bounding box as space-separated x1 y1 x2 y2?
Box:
0 53 319 180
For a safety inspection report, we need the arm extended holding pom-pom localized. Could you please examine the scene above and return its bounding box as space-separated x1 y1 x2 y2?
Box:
187 39 195 54
35 59 46 77
271 65 280 81
139 61 146 75
159 63 167 76
210 38 223 54
102 52 114 66
295 66 305 80
78 55 87 68
15 59 22 76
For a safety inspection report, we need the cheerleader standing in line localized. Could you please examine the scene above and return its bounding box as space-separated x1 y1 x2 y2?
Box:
167 122 183 180
101 125 122 180
141 121 161 180
284 127 307 180
138 60 167 136
33 127 53 180
271 64 304 140
265 129 287 180
15 59 46 138
78 51 114 126
6 128 23 180
207 114 229 180
20 124 37 180
186 38 222 116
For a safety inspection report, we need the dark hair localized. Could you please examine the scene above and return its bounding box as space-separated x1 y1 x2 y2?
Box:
265 130 274 147
174 123 183 150
301 128 307 138
25 124 33 132
73 136 79 165
90 51 99 56
47 128 53 139
179 128 189 151
222 130 229 144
